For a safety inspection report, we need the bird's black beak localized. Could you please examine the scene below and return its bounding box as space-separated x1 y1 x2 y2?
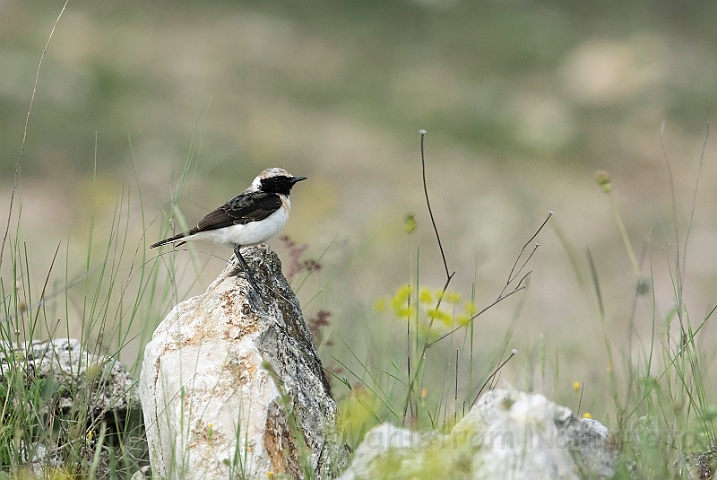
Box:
292 176 307 184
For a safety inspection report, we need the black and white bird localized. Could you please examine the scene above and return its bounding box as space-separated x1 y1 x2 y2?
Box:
151 167 306 289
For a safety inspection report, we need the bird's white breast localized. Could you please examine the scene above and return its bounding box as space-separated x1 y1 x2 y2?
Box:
194 198 291 247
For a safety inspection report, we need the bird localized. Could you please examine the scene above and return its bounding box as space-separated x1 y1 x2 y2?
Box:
150 167 306 290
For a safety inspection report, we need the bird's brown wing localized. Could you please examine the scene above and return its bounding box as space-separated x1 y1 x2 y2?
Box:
188 191 282 234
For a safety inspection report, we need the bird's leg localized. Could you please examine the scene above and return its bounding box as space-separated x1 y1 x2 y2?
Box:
234 245 261 292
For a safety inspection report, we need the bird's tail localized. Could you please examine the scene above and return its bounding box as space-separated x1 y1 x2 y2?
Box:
150 232 187 249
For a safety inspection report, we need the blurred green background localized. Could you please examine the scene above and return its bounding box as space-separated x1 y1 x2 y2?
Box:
2 0 717 421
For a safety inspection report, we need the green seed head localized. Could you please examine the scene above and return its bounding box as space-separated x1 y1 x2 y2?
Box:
595 170 612 193
404 213 417 234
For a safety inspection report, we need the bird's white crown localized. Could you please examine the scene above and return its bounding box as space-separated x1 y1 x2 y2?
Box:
251 167 295 190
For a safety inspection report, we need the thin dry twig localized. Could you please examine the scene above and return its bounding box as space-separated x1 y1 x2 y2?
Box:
471 349 517 407
0 0 69 272
428 281 528 347
419 130 454 283
500 211 552 297
428 211 552 347
403 130 458 424
402 135 551 422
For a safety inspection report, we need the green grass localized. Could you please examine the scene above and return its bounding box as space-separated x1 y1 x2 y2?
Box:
2 130 716 479
0 151 174 477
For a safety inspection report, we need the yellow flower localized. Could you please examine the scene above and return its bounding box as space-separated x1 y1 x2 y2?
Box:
582 412 592 419
464 302 477 316
444 291 461 304
395 307 416 319
419 288 433 304
391 285 412 314
427 308 451 326
421 388 427 398
395 284 413 303
573 382 581 393
456 315 470 327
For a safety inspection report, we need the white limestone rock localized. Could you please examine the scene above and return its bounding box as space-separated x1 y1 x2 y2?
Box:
338 388 616 480
0 337 138 417
0 338 141 476
140 245 348 480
